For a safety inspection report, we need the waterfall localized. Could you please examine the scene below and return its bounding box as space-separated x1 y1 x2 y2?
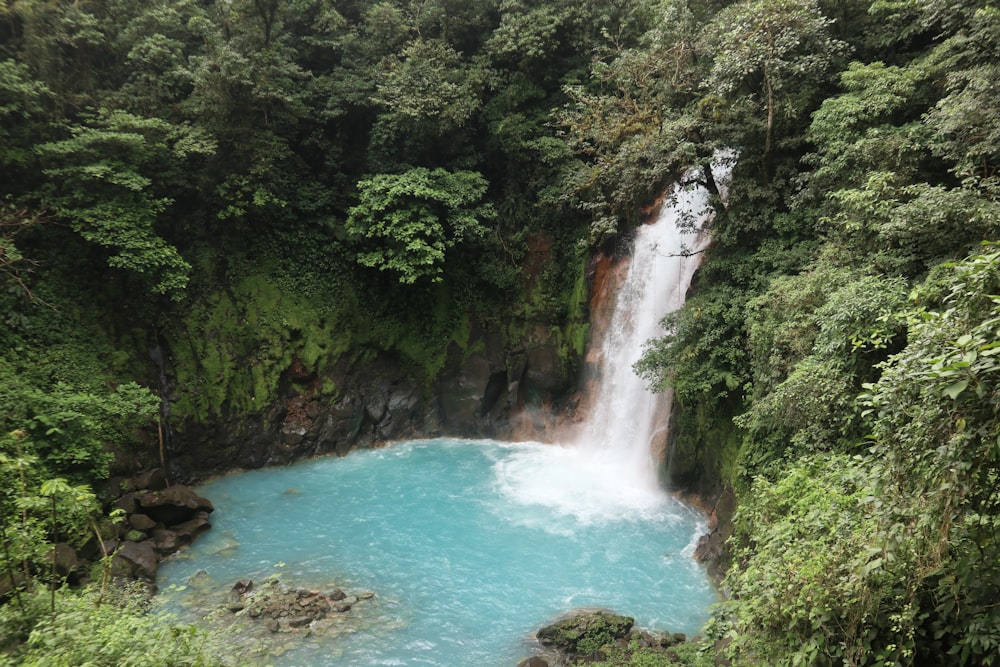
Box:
495 158 731 522
570 177 718 492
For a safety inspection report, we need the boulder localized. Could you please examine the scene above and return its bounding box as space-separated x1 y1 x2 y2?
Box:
233 578 254 594
170 511 212 544
132 468 169 492
113 492 139 515
536 610 634 658
48 542 79 577
137 486 214 526
227 580 253 612
517 658 549 667
113 540 159 580
151 528 179 554
128 513 157 532
0 572 27 602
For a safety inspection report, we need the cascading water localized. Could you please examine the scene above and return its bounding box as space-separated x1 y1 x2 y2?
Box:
496 162 728 522
573 182 714 488
155 162 731 667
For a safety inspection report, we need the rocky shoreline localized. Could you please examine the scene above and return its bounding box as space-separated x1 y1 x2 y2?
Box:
31 468 216 594
223 577 376 638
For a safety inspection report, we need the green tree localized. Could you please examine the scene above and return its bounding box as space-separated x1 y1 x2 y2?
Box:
925 4 1000 196
0 585 223 667
34 109 214 298
557 0 716 241
717 246 1000 666
704 0 847 173
367 36 484 167
346 167 496 284
6 0 107 114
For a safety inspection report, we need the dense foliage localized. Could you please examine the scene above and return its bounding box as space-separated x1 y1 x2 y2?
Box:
1 0 999 665
629 1 1000 665
0 586 222 667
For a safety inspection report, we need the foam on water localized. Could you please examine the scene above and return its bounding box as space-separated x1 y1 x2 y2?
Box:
492 441 678 526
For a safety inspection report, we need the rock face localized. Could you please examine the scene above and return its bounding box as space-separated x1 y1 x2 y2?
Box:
167 329 578 480
693 485 737 582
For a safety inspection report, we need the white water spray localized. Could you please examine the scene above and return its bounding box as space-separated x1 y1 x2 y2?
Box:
495 157 732 523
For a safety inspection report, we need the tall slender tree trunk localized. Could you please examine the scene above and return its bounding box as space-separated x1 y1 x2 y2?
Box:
764 70 775 183
0 506 24 609
49 494 57 613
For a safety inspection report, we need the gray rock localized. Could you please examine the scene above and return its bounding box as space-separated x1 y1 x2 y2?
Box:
48 542 79 577
113 540 159 581
133 468 169 492
226 588 245 612
151 528 178 554
170 511 212 544
128 513 157 531
137 485 214 526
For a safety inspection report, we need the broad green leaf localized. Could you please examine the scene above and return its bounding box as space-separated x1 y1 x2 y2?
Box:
942 380 969 399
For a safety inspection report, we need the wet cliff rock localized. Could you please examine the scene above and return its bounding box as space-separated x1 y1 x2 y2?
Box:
165 327 576 481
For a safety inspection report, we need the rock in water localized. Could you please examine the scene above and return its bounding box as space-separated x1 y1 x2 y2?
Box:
517 657 549 667
536 610 634 658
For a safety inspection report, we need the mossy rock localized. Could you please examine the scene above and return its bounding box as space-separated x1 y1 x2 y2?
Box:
536 610 635 657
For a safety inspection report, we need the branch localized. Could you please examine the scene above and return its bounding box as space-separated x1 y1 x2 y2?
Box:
1 203 48 301
648 241 709 258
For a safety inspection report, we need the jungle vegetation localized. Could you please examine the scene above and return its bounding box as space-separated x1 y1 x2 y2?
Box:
1 0 998 665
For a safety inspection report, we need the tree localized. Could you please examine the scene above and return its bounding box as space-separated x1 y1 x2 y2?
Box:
0 204 44 299
34 109 214 298
704 0 847 173
346 167 496 284
7 0 107 114
556 0 716 242
925 4 1000 196
367 36 484 167
716 245 1000 666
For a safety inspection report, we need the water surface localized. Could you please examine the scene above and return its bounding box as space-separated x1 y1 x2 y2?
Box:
157 438 715 666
